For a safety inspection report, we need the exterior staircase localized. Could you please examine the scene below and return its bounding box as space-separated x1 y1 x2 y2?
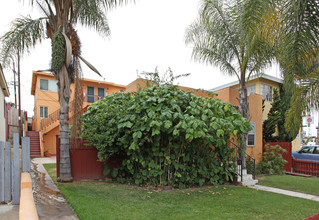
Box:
27 131 41 157
230 141 258 186
237 166 258 186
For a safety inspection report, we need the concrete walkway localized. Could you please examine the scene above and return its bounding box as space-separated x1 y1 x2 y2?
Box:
0 204 19 220
249 185 319 202
31 156 78 220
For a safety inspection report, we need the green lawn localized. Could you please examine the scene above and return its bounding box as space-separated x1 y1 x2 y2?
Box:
43 164 319 220
258 174 319 196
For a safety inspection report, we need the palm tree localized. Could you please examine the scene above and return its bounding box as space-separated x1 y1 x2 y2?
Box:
277 0 319 136
185 0 275 168
0 0 132 182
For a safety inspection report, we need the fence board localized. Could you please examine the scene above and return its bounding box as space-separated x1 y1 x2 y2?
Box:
292 159 319 176
0 142 4 202
22 137 30 172
12 134 20 204
263 142 292 171
4 142 11 202
8 108 19 126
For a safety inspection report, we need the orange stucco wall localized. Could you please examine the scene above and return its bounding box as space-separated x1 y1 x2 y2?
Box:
230 77 281 121
32 71 126 154
32 72 59 131
126 78 216 98
247 94 263 163
126 78 156 92
215 88 263 163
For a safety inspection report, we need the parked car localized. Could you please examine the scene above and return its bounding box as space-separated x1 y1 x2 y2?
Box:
292 145 319 161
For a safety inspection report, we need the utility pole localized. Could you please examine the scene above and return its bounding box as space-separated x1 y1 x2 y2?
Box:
12 62 17 108
17 54 22 142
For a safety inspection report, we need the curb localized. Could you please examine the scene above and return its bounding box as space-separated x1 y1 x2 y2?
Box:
19 172 39 220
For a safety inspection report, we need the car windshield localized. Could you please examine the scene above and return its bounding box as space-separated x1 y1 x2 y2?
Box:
300 146 315 154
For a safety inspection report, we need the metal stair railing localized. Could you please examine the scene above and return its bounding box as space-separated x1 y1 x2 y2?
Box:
229 141 256 182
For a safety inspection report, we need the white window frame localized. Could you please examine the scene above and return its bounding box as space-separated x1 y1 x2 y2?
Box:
39 78 58 92
40 106 48 118
247 122 255 146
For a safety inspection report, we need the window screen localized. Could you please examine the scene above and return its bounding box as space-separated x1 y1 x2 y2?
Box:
87 86 95 103
40 79 49 91
261 84 273 101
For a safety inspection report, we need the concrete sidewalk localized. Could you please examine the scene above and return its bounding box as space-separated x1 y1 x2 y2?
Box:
0 204 19 220
249 185 319 202
31 156 78 220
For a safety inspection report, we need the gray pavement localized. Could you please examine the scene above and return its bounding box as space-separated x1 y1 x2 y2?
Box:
249 184 319 202
0 204 19 220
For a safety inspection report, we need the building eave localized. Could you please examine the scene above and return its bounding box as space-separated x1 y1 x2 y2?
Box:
209 74 283 92
31 71 55 95
0 64 10 97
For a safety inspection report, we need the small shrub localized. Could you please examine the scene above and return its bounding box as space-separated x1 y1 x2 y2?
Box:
257 144 287 175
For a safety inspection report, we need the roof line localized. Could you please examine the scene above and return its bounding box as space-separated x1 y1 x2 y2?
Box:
209 74 283 92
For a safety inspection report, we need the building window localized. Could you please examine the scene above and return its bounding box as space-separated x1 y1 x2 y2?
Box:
40 79 58 92
261 84 273 101
40 106 48 118
247 122 255 146
247 84 256 97
97 87 105 100
87 86 95 103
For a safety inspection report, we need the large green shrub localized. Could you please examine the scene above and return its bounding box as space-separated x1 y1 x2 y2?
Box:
82 86 251 188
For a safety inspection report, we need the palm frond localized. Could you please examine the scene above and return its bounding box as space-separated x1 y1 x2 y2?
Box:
200 0 241 60
99 0 134 10
185 0 275 80
79 55 102 77
280 0 319 79
73 1 110 37
285 71 319 137
0 16 46 67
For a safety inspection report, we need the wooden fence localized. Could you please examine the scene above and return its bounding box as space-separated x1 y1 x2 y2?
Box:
263 142 292 171
292 159 319 176
0 133 30 204
56 136 120 180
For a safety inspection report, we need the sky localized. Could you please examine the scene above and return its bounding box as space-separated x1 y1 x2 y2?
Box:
0 0 282 116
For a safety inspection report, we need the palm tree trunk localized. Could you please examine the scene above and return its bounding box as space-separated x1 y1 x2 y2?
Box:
57 65 73 182
238 79 249 169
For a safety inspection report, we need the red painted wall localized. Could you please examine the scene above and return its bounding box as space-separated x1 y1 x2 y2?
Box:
263 142 292 172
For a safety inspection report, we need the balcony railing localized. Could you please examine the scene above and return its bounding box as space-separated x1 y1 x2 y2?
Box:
85 95 106 104
40 95 104 131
